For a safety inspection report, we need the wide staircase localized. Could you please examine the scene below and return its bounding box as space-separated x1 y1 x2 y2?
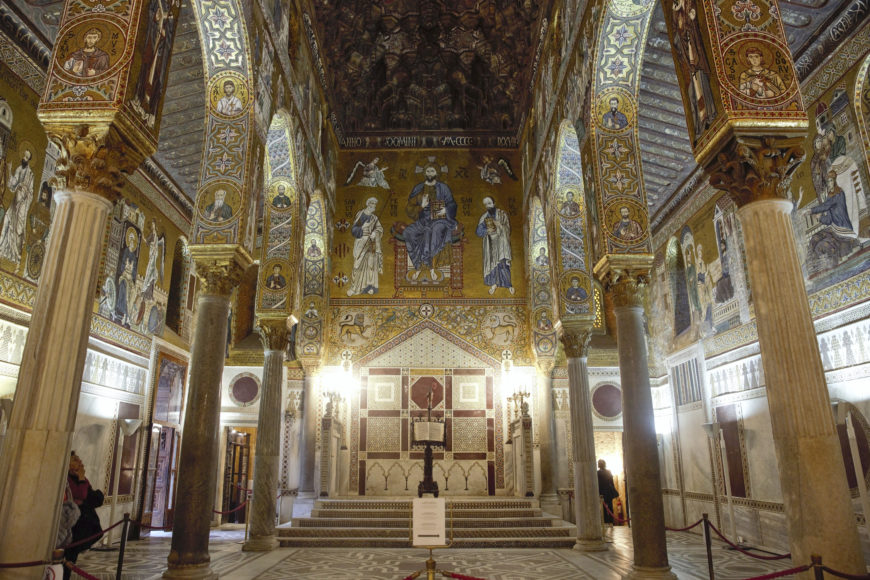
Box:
277 497 576 548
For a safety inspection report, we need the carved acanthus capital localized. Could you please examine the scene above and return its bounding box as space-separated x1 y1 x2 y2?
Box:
48 125 143 200
257 316 293 352
593 254 653 309
535 358 556 377
560 330 592 359
189 244 252 297
707 136 806 207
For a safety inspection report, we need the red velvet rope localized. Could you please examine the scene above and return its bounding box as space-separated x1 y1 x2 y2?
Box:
63 519 126 550
820 566 870 580
665 518 703 532
401 572 422 580
741 565 810 580
65 561 101 580
602 501 630 524
707 521 791 561
212 500 249 515
439 572 487 580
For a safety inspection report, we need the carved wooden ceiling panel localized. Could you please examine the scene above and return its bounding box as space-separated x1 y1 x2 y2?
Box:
309 0 547 138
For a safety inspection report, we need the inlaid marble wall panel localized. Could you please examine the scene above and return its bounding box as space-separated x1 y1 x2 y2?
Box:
354 366 501 496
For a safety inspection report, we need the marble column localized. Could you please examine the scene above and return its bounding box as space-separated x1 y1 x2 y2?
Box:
164 247 249 580
243 318 291 552
708 138 864 572
535 359 560 516
0 186 114 579
561 328 607 552
298 363 320 496
598 259 676 580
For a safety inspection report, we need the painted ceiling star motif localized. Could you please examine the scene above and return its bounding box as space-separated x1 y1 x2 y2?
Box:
207 6 231 29
609 170 629 191
607 139 628 160
218 126 238 144
606 57 627 78
612 24 633 47
215 40 237 63
214 153 234 173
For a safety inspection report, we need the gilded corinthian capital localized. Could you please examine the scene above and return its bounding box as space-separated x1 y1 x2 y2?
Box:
708 136 805 207
593 254 653 309
190 244 253 297
257 317 293 352
48 125 143 200
560 330 592 359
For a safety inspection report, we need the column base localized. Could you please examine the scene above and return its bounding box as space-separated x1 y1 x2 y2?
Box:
242 535 279 552
622 566 678 580
539 493 561 517
162 563 218 580
573 539 609 552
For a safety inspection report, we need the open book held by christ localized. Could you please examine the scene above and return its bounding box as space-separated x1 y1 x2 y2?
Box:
429 199 446 219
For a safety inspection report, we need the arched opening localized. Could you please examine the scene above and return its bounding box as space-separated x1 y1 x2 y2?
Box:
165 237 190 335
666 236 691 336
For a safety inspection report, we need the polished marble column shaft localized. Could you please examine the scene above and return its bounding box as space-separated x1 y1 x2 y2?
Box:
536 359 559 514
243 319 290 552
164 250 247 580
561 329 607 552
0 190 111 579
612 274 676 580
737 199 864 572
298 365 320 495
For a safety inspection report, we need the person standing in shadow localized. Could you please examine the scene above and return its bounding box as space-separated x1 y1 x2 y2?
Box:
597 458 619 524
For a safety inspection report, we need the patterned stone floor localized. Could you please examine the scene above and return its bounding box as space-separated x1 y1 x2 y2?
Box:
73 525 796 579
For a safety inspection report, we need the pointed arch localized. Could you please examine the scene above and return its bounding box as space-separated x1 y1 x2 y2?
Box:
666 236 691 336
551 120 594 323
256 109 303 315
854 54 870 175
588 0 656 255
189 0 260 247
165 236 191 336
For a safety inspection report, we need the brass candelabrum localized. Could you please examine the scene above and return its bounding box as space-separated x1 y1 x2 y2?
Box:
510 387 530 420
324 391 343 418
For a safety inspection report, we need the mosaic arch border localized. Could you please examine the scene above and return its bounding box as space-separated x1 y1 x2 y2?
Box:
552 120 594 320
854 54 870 175
189 0 258 246
528 196 557 358
298 189 328 361
257 109 302 314
589 0 656 255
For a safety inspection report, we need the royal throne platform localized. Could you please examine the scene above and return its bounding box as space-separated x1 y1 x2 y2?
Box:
391 222 465 298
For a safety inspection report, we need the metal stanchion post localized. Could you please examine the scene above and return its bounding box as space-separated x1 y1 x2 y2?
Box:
116 513 130 580
702 513 714 580
811 555 824 580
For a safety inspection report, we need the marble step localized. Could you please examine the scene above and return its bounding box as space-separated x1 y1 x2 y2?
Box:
279 526 574 539
294 517 559 528
309 508 543 519
277 536 578 549
314 499 539 511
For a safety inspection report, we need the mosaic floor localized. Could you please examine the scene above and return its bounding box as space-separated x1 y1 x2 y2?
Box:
73 525 795 580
